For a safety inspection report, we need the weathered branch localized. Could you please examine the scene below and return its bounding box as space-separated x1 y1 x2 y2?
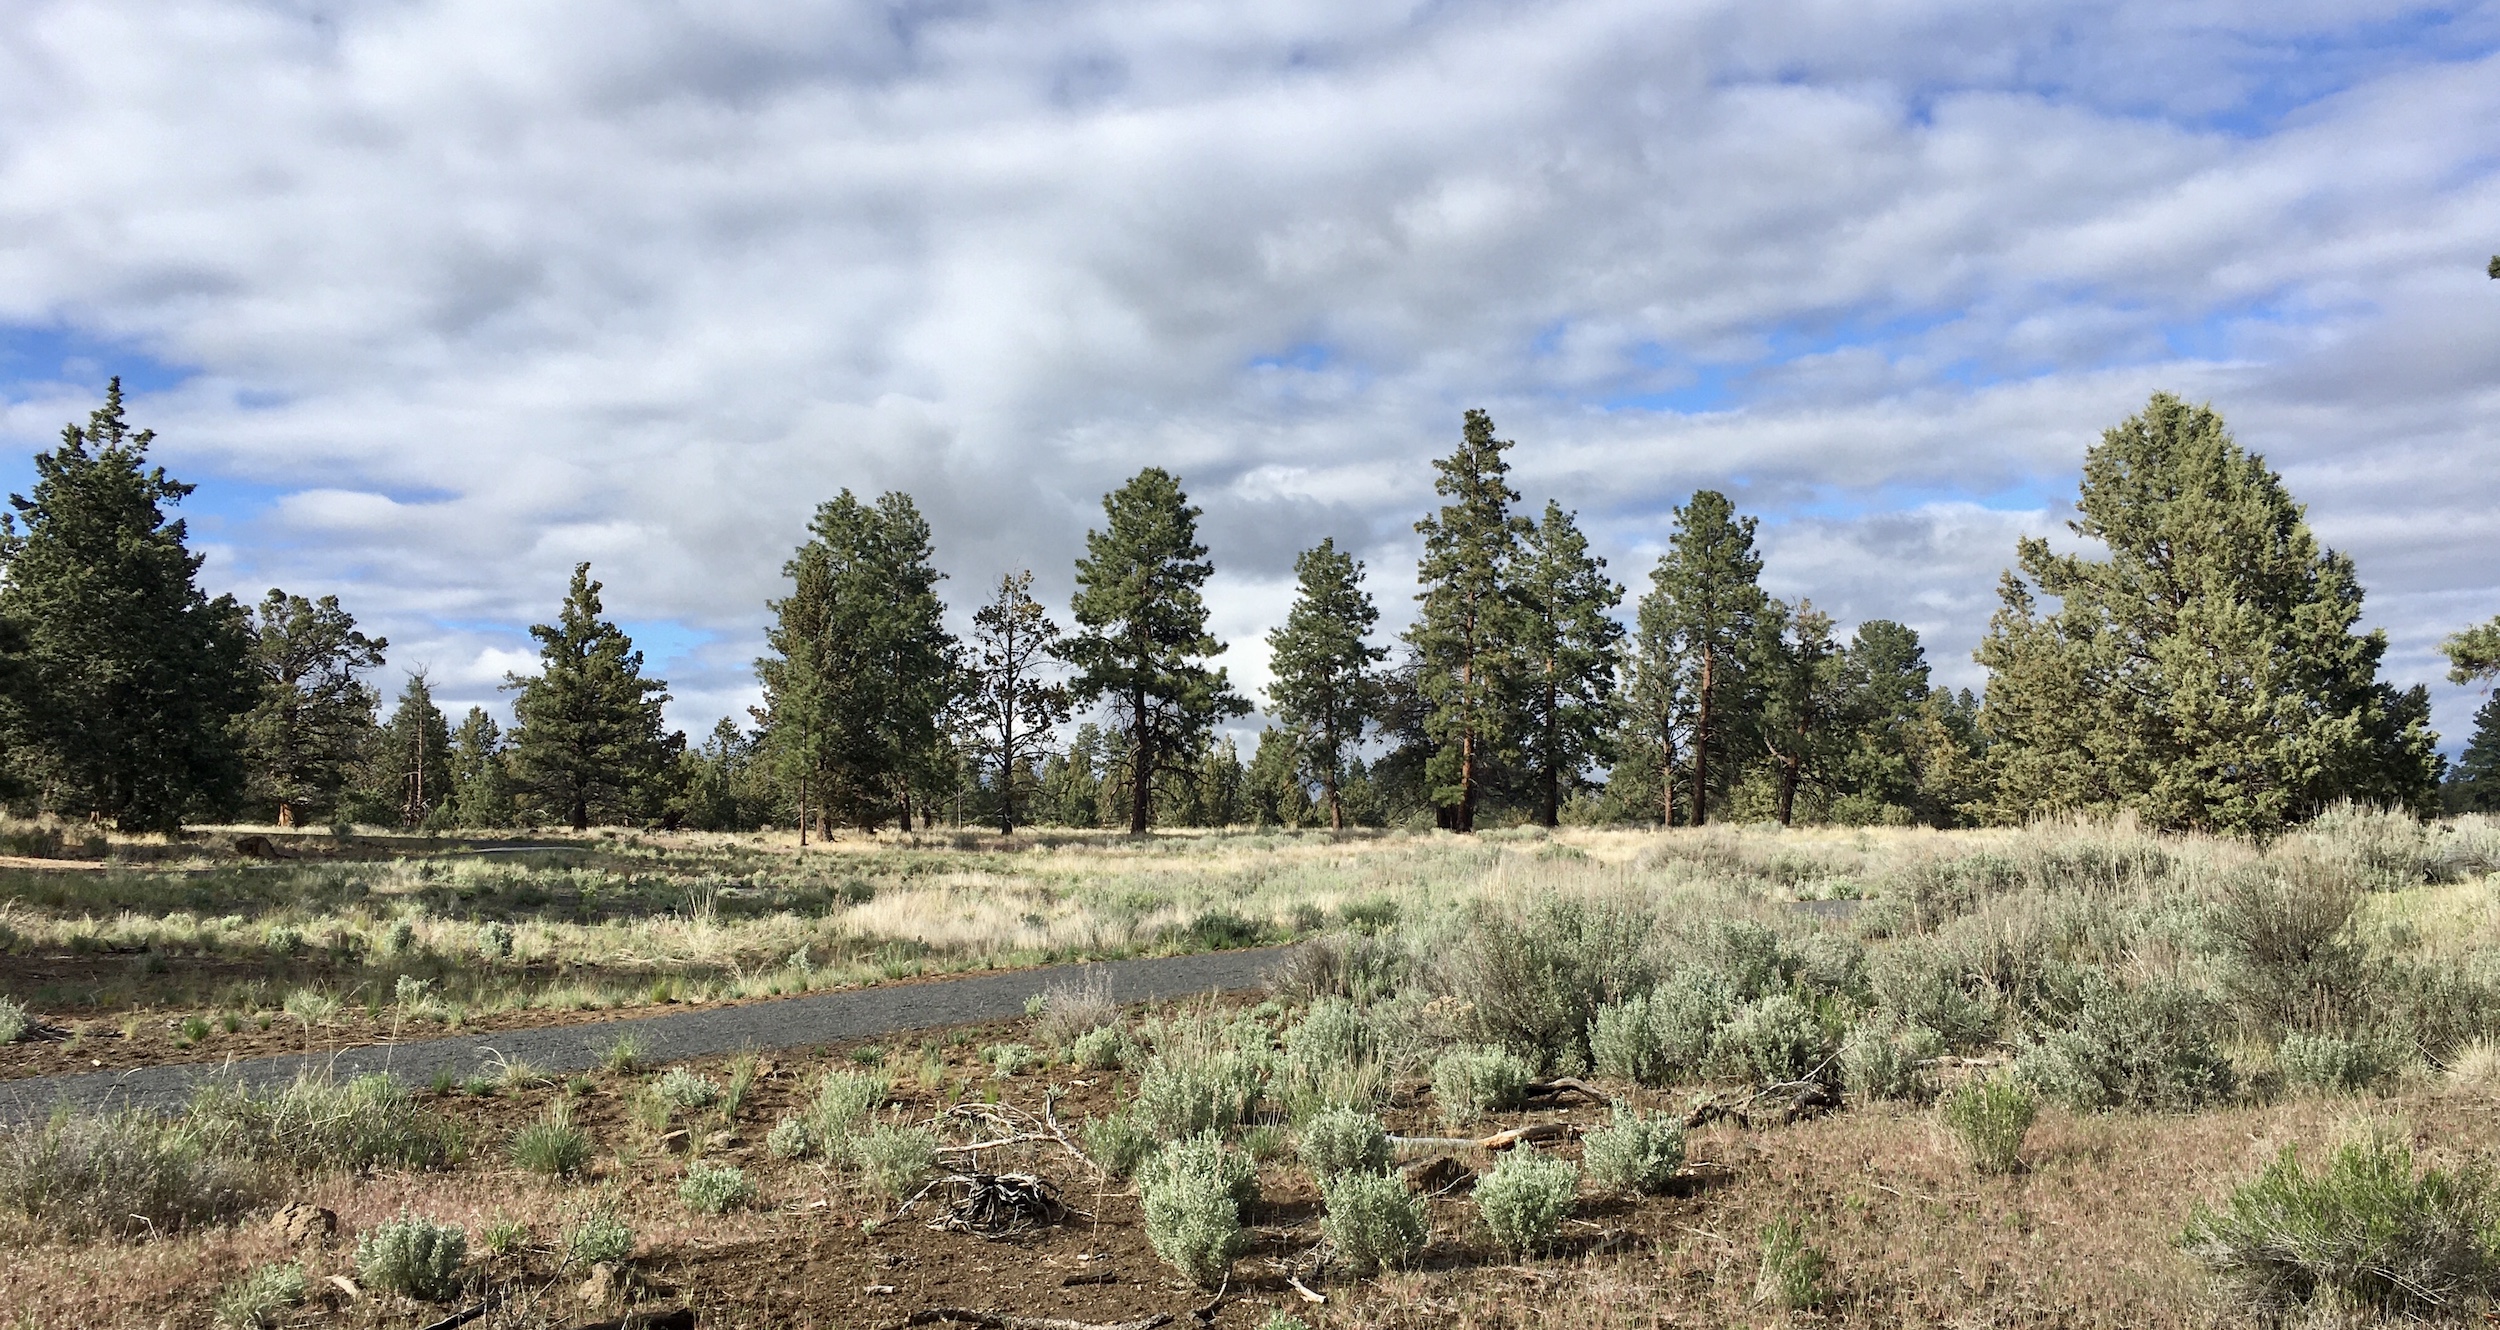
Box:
896 1312 1172 1330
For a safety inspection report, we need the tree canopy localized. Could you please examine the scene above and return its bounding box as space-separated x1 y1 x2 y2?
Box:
1266 538 1386 831
507 563 681 830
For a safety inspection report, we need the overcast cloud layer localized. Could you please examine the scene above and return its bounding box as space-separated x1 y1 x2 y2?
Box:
1 0 2496 749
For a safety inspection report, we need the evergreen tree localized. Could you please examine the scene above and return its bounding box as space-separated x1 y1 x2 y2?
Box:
2448 695 2500 813
756 491 956 834
1408 410 1528 832
1513 502 1623 827
506 563 682 830
447 707 513 828
1057 468 1248 833
370 672 455 827
242 589 386 827
1264 538 1386 830
1977 393 2440 833
2443 617 2500 687
1621 570 1692 827
1829 619 1934 819
0 379 253 831
1038 723 1108 827
1640 490 1768 826
1243 726 1312 827
1754 600 1843 826
679 717 767 832
964 571 1072 834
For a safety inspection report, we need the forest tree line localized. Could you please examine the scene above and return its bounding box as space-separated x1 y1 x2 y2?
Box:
0 381 2488 837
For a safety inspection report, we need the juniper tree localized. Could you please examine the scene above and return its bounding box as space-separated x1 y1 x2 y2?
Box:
1265 538 1387 830
1513 502 1623 827
757 491 956 833
1977 392 2440 833
1409 410 1529 832
506 563 682 830
371 672 455 827
1640 491 1768 826
1753 600 1843 826
1057 468 1248 833
0 379 254 830
242 590 387 827
964 571 1072 834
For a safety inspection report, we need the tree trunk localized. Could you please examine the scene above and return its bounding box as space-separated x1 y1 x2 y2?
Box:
1539 669 1560 828
1128 689 1151 835
1690 650 1713 827
999 687 1018 835
277 802 295 829
1659 727 1676 829
1325 769 1343 831
570 796 588 831
1775 754 1798 826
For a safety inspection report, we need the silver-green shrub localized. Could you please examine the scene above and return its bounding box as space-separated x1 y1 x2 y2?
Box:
653 1068 721 1111
0 996 30 1044
1319 1169 1427 1275
1285 998 1375 1074
0 1108 261 1238
1296 1106 1391 1181
1082 1111 1158 1179
1070 1024 1138 1071
2017 974 2235 1111
562 1211 634 1267
1474 1148 1577 1255
765 1117 812 1159
1138 1133 1254 1287
1431 1047 1533 1127
1134 1050 1266 1140
1715 994 1835 1087
355 1211 468 1301
1841 1016 1945 1103
2278 1031 2404 1095
677 1162 754 1214
1580 1101 1684 1194
190 1072 463 1172
853 1124 937 1203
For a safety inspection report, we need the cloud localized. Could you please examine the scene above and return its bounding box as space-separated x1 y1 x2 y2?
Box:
0 0 2494 747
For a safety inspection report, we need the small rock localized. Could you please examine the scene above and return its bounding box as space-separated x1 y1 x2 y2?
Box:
658 1129 691 1151
269 1201 336 1245
705 1130 737 1150
325 1275 360 1301
578 1261 626 1305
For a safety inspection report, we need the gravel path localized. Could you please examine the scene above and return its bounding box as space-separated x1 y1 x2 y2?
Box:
0 945 1289 1123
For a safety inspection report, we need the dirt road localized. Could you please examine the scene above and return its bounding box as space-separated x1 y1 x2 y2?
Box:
0 945 1288 1122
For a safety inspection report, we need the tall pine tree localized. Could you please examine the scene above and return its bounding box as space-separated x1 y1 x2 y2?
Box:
757 491 957 834
1513 502 1623 827
1409 410 1528 832
0 379 253 830
506 563 681 830
1752 600 1843 826
1265 538 1386 831
1057 468 1248 834
963 571 1072 834
447 706 514 828
1977 393 2440 833
371 672 454 827
1640 490 1768 826
243 589 386 827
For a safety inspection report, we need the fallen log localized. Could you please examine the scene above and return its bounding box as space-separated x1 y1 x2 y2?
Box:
1522 1077 1608 1102
1387 1121 1575 1153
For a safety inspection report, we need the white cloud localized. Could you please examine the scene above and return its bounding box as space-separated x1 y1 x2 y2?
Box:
0 0 2494 746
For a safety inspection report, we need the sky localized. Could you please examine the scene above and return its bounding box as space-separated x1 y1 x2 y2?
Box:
1 0 2496 751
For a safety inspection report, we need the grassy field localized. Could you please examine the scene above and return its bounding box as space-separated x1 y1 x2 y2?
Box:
7 809 2500 1327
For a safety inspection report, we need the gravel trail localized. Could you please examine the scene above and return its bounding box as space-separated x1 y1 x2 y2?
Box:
0 945 1289 1123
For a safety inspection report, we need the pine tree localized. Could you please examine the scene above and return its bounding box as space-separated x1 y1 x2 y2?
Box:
1513 502 1623 827
242 590 386 827
1057 468 1248 833
964 571 1073 834
2448 695 2500 813
1640 490 1768 826
506 563 682 830
371 673 455 827
756 492 956 834
1754 600 1842 826
1408 410 1529 832
0 379 254 831
1265 538 1386 830
447 707 514 828
1977 392 2440 833
1829 619 1934 819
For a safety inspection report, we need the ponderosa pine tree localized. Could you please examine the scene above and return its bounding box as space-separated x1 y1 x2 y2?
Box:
243 590 386 827
371 672 454 826
1265 538 1386 830
1753 600 1842 826
1057 468 1248 833
1409 410 1528 832
1977 393 2440 833
1513 502 1623 827
1829 619 1937 819
963 571 1072 834
506 563 681 830
756 491 956 833
0 379 254 831
2446 695 2500 813
1641 490 1768 826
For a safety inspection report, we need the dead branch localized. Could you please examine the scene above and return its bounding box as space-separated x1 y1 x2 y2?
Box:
925 1171 1082 1235
1522 1077 1607 1103
1387 1122 1575 1153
